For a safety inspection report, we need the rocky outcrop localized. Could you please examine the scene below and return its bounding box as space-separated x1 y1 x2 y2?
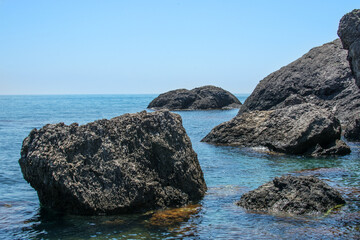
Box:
344 116 360 141
202 103 350 156
19 111 207 215
338 9 360 50
338 9 360 87
237 175 345 215
238 39 360 123
148 85 241 110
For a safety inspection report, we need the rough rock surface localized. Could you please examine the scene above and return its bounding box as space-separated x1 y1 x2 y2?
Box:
238 39 360 123
148 85 241 110
344 116 360 141
237 175 345 215
338 9 360 87
338 9 360 49
19 111 207 215
202 103 350 156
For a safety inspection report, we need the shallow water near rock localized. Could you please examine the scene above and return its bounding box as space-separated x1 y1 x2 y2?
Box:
0 94 360 239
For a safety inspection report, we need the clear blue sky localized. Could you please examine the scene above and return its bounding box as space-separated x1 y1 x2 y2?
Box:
0 0 358 94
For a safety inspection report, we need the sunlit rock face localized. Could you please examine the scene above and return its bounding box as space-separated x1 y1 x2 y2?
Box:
19 110 207 215
238 39 360 123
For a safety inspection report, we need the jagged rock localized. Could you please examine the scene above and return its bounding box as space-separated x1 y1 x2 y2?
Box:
344 116 360 141
338 9 360 88
338 9 360 49
148 85 241 110
202 103 350 156
238 39 360 123
237 175 345 215
19 111 207 215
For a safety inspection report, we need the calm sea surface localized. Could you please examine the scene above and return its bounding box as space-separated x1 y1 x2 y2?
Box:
0 94 359 239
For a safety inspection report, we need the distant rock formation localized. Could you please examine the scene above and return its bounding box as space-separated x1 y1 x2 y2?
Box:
202 103 350 156
237 175 345 215
19 111 207 215
148 85 241 110
238 39 360 123
338 9 360 87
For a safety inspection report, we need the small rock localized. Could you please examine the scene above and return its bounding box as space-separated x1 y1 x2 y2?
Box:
237 175 345 215
148 85 241 110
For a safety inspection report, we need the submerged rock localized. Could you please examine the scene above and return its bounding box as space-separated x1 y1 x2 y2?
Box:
237 175 345 215
344 116 360 141
202 103 350 156
19 111 207 215
147 204 201 227
148 85 241 110
238 39 360 123
338 9 360 87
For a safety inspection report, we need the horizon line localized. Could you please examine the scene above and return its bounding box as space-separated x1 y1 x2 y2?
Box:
0 92 251 96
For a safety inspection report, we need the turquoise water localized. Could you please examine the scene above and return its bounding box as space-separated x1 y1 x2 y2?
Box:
0 94 360 239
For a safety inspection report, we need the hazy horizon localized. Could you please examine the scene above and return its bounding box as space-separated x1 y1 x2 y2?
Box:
1 0 358 95
0 91 252 96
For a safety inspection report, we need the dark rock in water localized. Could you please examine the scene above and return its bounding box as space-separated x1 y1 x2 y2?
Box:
19 111 207 215
344 116 360 141
338 9 360 88
237 175 345 215
148 85 241 110
238 39 360 123
202 103 350 156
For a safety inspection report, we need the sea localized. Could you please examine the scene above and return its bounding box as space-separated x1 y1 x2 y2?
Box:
0 94 360 239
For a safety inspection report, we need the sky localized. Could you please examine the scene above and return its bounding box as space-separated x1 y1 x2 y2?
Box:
0 0 358 95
